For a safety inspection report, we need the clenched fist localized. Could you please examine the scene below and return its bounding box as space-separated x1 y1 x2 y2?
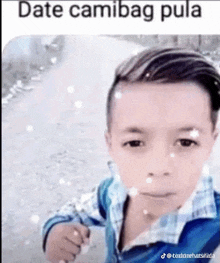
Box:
45 222 90 263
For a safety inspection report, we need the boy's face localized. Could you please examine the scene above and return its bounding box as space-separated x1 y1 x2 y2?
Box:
105 81 218 217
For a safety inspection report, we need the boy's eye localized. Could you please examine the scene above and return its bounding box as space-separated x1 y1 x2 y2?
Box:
177 139 198 147
123 140 144 147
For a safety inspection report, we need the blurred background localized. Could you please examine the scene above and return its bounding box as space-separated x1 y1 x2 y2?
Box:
2 35 220 263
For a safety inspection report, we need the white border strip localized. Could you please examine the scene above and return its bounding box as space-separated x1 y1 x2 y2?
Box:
2 1 220 51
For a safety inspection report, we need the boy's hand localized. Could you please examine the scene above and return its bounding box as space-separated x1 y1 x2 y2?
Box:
45 222 90 263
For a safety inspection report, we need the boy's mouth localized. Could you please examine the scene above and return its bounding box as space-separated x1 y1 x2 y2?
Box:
140 192 176 198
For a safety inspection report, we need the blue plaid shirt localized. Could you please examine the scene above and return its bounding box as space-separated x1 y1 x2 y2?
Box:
42 164 219 262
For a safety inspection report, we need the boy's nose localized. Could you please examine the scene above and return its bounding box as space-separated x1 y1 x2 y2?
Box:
148 171 170 177
147 160 172 177
146 146 173 177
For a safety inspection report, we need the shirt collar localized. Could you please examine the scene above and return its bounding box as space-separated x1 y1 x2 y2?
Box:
107 162 217 252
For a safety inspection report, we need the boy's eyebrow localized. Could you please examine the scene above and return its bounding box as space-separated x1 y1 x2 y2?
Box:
121 127 146 134
177 127 204 133
121 126 205 134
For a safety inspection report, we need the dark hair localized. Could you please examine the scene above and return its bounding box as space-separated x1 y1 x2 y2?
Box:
107 47 220 131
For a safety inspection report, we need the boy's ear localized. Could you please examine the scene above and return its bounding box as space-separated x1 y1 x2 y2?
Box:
213 127 219 142
105 131 112 152
208 127 219 157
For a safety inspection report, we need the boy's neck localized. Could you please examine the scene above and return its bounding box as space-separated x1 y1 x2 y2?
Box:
127 195 159 221
119 195 159 251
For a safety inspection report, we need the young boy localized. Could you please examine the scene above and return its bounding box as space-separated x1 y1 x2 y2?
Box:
42 47 220 263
